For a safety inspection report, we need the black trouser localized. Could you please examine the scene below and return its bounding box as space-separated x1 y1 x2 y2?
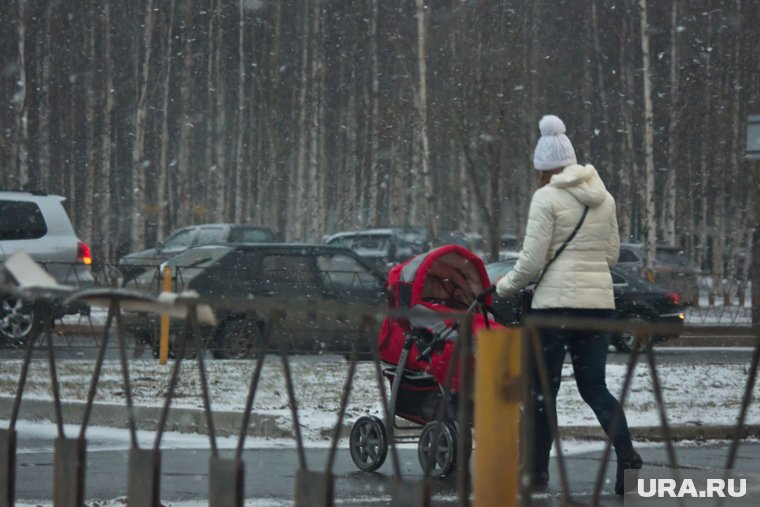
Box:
529 308 634 474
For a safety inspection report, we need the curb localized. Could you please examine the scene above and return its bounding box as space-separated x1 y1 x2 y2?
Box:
0 398 291 439
4 398 759 443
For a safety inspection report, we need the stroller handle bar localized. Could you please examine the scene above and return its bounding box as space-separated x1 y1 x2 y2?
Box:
414 284 495 362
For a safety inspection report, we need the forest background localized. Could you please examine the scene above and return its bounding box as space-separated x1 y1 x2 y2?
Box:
0 0 758 300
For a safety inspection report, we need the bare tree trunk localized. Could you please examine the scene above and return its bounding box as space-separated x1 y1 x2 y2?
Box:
176 0 194 226
14 0 29 188
309 6 325 238
157 0 175 241
368 0 382 227
99 1 114 263
205 0 219 223
591 0 614 183
294 0 312 239
638 0 656 277
305 6 320 238
416 0 435 243
37 3 53 191
697 14 713 293
662 0 680 245
83 1 97 243
618 10 635 241
130 0 154 250
233 0 246 223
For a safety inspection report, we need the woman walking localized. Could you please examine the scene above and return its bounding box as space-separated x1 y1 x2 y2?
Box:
495 114 642 494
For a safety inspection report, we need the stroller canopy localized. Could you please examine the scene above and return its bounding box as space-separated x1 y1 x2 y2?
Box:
387 244 492 312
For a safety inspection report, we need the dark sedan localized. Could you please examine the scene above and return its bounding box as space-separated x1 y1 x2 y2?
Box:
485 259 686 352
123 243 387 358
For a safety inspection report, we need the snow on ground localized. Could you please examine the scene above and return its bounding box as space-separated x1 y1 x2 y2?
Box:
1 356 758 442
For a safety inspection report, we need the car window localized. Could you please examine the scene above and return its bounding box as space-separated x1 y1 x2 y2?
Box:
485 260 516 281
197 227 226 245
618 248 641 263
228 227 275 243
163 228 196 249
352 235 389 251
0 200 48 240
326 237 353 248
317 254 382 290
655 248 695 269
261 254 322 294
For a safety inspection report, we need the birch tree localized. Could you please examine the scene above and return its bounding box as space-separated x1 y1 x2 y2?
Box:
157 0 176 241
83 0 98 243
130 0 154 250
13 0 29 189
415 0 435 243
99 1 114 263
176 0 194 226
639 0 657 277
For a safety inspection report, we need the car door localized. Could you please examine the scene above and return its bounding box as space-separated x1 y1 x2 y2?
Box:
316 252 386 354
257 251 328 352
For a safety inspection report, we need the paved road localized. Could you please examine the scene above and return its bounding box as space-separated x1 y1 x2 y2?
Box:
10 427 760 505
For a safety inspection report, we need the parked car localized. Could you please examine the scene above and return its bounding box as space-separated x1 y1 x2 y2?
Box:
118 223 276 281
324 228 422 271
485 259 685 352
616 242 700 306
499 233 520 260
0 190 93 345
123 243 387 358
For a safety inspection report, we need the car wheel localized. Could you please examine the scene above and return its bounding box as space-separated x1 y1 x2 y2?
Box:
613 309 655 353
0 297 36 346
214 316 265 359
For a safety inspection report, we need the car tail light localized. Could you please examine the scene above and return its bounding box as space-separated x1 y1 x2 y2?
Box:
666 291 680 306
77 241 92 265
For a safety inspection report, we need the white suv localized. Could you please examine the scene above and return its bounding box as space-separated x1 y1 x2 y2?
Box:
0 190 94 344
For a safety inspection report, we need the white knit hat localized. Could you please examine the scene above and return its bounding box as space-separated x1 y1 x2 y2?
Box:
533 115 577 171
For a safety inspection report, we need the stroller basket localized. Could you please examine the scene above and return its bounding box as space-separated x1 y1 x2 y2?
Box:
382 366 442 425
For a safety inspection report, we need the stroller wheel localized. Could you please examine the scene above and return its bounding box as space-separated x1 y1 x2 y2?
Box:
418 421 457 479
349 416 388 472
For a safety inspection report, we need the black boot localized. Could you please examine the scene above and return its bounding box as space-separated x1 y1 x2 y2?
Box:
615 451 643 495
527 470 549 491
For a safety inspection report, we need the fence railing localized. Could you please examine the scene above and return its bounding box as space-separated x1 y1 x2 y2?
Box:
1 264 758 506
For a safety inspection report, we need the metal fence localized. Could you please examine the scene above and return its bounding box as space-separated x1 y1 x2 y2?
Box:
1 262 758 506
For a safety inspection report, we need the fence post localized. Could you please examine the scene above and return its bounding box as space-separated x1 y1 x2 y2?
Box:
159 265 172 365
473 328 522 507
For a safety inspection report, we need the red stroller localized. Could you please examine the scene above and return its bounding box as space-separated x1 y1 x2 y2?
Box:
349 245 501 478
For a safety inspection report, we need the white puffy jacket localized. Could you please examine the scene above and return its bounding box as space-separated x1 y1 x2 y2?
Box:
496 164 619 309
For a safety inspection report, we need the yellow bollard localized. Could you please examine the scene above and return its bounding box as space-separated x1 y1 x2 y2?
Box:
474 328 523 507
159 266 171 365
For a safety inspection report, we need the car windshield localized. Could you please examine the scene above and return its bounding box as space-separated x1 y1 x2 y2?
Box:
133 247 230 289
163 229 195 249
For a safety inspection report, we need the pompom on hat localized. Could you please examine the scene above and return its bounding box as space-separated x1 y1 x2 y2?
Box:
533 115 577 171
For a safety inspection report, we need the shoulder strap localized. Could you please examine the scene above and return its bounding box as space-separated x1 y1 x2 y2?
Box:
533 205 589 288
